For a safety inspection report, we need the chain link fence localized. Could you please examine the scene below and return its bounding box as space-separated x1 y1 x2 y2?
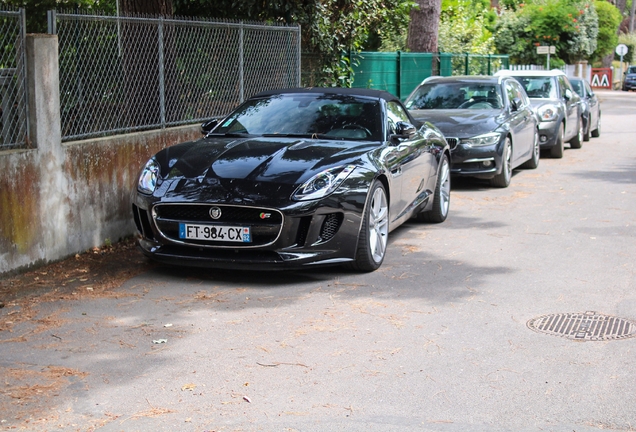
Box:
50 12 301 142
0 9 28 150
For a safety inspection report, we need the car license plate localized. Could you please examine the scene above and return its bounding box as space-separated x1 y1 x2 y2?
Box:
179 223 251 243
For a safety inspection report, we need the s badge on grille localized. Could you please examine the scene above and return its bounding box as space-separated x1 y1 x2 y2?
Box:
209 206 222 220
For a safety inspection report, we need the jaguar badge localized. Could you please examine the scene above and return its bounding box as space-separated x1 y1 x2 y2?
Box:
209 206 222 220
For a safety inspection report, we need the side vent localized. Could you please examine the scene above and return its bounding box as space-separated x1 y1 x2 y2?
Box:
132 204 143 234
319 213 343 243
133 204 156 241
294 216 312 247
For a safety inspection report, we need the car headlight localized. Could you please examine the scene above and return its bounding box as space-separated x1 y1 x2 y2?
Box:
293 165 356 201
537 104 559 122
460 132 501 147
138 158 160 194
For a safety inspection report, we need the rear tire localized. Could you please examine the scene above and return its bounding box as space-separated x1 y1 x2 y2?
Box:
417 154 450 223
490 137 512 188
347 181 389 272
569 118 583 149
550 123 565 158
591 113 601 137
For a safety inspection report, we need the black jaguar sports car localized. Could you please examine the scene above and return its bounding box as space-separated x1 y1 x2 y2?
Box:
132 88 451 271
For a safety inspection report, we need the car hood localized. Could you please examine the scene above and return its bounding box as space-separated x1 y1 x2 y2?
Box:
409 109 503 138
528 98 562 109
151 136 379 202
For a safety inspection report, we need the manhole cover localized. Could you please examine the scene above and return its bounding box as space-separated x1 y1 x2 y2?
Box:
527 311 636 341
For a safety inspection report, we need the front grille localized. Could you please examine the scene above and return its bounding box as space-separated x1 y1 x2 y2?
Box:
155 205 282 224
446 137 458 150
153 203 283 248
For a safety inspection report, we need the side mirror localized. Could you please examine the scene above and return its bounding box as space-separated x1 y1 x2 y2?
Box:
511 97 522 111
564 89 573 101
391 121 416 141
201 118 220 135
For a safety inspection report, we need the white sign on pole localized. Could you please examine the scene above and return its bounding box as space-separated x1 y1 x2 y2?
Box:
616 44 628 56
537 46 549 54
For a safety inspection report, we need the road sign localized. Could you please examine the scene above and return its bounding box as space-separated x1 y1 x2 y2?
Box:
537 46 556 54
616 44 628 56
591 68 612 89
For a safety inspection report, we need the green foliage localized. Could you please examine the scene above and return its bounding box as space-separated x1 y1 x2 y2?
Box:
591 0 623 63
2 0 116 32
173 0 414 86
494 0 598 65
617 32 636 63
438 1 495 54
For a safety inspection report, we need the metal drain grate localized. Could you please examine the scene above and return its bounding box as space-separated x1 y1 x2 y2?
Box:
527 311 636 341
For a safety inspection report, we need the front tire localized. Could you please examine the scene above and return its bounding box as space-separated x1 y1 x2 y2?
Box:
490 137 512 188
583 117 591 141
550 123 565 158
591 113 601 137
417 154 450 223
349 181 389 272
570 118 583 149
521 128 540 169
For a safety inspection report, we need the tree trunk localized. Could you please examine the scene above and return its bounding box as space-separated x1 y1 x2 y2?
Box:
407 0 442 53
615 0 627 13
120 0 173 15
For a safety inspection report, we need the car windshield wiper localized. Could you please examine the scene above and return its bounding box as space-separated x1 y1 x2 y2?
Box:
205 132 252 138
261 133 332 139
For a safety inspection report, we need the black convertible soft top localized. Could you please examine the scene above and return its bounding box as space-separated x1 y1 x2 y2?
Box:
253 87 401 103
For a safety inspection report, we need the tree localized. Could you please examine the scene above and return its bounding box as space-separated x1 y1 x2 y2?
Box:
407 0 442 52
494 0 598 66
592 0 622 65
438 0 496 54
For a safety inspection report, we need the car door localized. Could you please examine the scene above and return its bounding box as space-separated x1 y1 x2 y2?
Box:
584 80 599 130
559 76 580 138
505 79 535 165
384 101 433 223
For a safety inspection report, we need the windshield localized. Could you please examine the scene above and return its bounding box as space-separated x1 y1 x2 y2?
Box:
513 76 558 99
405 82 503 109
212 94 382 140
570 80 585 97
628 66 636 74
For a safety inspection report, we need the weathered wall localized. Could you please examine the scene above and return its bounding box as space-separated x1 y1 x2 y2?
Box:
0 35 201 275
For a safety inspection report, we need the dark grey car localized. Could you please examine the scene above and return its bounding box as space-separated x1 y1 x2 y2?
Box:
569 77 601 141
495 70 583 158
622 65 636 91
405 75 539 188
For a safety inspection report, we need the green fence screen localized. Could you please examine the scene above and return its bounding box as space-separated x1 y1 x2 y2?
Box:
351 52 509 100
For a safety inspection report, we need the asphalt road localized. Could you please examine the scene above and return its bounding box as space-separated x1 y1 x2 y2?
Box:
1 90 636 432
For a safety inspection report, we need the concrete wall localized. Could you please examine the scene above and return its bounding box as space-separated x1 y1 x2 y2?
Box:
0 35 201 275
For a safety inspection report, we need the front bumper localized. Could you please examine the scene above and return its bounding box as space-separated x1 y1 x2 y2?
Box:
623 80 636 90
131 186 368 271
536 120 560 149
449 141 502 179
